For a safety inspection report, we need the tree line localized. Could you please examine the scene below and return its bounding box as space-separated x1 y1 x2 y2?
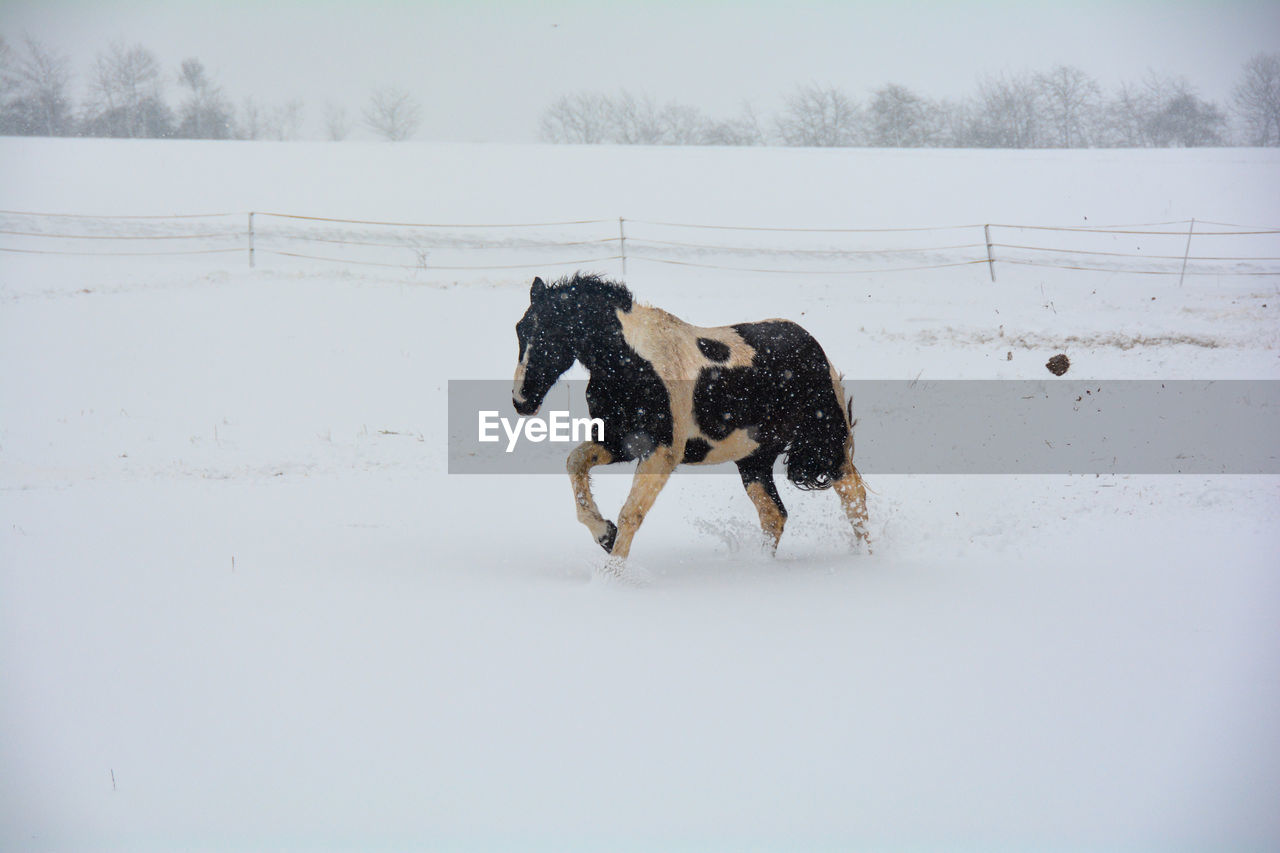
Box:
0 35 423 141
4 32 1277 147
542 57 1280 148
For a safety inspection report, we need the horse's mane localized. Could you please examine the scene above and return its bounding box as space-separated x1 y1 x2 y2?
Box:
547 272 633 312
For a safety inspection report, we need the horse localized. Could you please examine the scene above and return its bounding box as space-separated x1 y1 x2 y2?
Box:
512 273 869 561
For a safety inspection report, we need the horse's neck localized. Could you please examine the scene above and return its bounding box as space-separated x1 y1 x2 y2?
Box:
580 303 696 379
574 322 631 373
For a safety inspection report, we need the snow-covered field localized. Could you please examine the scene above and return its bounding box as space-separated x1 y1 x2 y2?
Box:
2 138 1279 852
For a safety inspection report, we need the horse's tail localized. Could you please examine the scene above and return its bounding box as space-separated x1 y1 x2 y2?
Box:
782 363 851 491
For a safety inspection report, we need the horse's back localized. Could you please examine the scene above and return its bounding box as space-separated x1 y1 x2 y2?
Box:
613 304 847 484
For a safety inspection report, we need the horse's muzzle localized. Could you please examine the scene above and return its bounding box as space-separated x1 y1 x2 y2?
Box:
513 397 540 416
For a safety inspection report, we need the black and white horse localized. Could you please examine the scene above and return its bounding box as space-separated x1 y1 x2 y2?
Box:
513 273 869 561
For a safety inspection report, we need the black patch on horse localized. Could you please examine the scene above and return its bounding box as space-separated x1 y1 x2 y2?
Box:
682 437 712 464
696 337 731 363
736 451 788 519
518 273 672 462
691 320 846 490
587 372 672 462
692 365 770 441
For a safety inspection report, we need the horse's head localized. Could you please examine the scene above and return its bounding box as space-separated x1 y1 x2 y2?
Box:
512 276 575 416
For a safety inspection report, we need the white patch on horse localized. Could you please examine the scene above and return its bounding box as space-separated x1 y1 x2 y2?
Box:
617 305 757 378
695 428 761 465
616 303 760 457
512 345 532 406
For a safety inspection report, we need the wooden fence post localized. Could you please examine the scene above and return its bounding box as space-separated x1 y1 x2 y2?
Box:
984 224 996 282
1178 218 1195 286
619 217 627 278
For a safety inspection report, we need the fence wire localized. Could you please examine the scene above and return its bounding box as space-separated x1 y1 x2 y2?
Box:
258 249 624 271
637 257 992 275
254 211 613 228
0 245 244 257
1 209 1277 278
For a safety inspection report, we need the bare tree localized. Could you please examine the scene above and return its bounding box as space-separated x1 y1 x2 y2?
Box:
608 90 670 144
1 36 22 133
264 98 305 140
324 101 352 141
1233 52 1280 146
0 36 14 98
868 83 936 147
922 98 974 147
702 102 765 146
0 36 73 136
539 91 612 143
1136 72 1180 145
541 89 761 145
776 83 861 147
606 90 715 144
1099 82 1148 147
1147 90 1227 147
175 58 234 139
1035 65 1101 148
656 102 710 144
1121 73 1224 147
971 71 1042 147
239 97 260 140
84 41 171 137
363 86 421 141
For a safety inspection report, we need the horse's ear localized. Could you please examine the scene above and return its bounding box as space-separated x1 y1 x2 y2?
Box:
531 276 547 301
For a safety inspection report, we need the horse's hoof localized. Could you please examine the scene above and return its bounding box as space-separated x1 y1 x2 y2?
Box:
597 521 618 553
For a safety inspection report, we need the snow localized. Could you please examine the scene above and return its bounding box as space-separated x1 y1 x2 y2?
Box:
2 138 1279 852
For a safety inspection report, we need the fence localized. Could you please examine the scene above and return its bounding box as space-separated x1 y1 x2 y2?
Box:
2 209 1278 281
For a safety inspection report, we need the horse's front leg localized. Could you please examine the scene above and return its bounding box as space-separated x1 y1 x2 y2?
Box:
609 444 679 560
567 441 616 552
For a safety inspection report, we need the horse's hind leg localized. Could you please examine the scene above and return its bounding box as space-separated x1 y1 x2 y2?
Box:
567 441 616 552
736 455 787 555
833 439 871 551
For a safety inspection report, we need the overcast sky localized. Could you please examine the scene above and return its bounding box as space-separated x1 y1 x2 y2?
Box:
4 0 1279 142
